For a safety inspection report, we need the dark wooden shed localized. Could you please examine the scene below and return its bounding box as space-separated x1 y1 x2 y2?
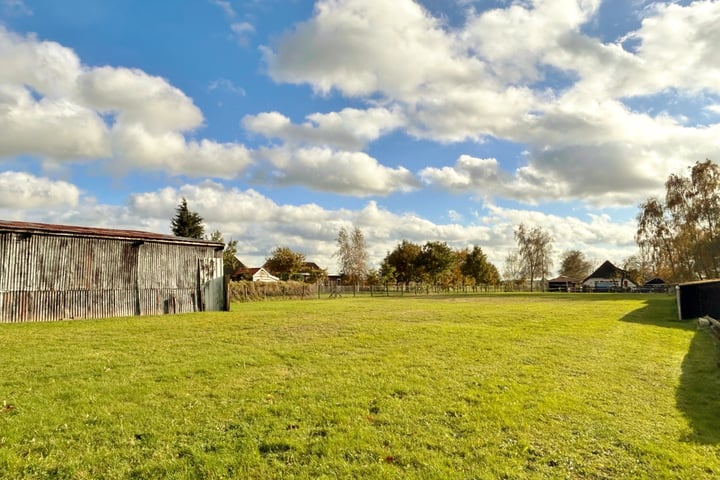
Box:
676 279 720 320
547 275 581 292
0 220 227 323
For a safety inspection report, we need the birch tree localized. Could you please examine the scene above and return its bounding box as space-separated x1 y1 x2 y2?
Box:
636 159 720 281
335 226 368 286
514 223 553 292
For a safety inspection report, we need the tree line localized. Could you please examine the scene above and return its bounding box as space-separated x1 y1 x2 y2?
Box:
371 240 500 289
169 195 617 289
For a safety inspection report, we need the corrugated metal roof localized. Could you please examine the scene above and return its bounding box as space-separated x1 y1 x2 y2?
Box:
0 219 224 248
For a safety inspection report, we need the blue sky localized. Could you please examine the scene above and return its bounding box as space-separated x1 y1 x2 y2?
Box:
1 0 719 273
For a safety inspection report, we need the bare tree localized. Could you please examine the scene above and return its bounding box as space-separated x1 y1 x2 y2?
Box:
335 226 368 286
503 250 525 291
514 223 553 292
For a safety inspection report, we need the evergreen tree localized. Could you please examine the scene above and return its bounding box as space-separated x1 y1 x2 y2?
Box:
461 245 495 285
171 197 205 239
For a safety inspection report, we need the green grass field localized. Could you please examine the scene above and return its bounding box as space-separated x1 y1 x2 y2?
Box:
1 294 719 479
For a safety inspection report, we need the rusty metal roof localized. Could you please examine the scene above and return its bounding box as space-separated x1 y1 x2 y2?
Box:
0 219 224 248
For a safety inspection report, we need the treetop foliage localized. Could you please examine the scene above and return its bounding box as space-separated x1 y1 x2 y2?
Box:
209 230 241 276
559 250 592 279
264 246 306 281
382 240 500 287
636 159 720 282
170 197 205 239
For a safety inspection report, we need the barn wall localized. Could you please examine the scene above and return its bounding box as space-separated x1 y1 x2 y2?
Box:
0 231 224 323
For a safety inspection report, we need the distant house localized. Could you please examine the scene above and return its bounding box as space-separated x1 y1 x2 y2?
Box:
583 260 637 291
326 274 342 285
547 275 581 292
302 261 320 271
231 260 326 283
299 262 326 282
230 266 279 283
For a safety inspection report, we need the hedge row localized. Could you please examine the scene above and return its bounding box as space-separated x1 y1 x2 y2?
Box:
229 280 315 302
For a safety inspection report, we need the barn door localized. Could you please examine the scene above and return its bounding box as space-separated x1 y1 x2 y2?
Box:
198 258 224 311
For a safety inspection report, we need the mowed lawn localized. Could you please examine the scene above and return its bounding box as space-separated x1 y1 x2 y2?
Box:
1 294 719 479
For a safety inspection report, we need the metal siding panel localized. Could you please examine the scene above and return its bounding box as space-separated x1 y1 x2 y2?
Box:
199 257 224 311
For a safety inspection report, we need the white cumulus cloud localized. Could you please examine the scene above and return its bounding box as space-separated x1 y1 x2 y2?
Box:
243 107 405 150
0 171 79 208
254 146 419 196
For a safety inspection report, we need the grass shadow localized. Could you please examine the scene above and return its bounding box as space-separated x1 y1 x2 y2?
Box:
619 297 720 444
619 295 688 330
676 327 720 444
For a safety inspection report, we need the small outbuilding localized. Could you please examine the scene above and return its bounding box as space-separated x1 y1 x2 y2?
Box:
676 279 720 320
547 276 581 292
642 277 668 293
0 220 228 323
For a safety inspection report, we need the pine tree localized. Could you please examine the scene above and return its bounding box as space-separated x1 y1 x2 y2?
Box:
170 197 205 239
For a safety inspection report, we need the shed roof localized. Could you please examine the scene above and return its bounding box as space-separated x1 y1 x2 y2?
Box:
548 275 581 283
0 219 224 248
678 278 720 287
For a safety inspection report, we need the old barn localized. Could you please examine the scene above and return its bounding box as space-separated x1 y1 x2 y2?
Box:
0 220 227 323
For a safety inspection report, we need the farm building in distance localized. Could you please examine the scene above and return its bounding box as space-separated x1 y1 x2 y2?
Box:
0 220 228 323
547 275 581 292
231 266 279 283
583 260 637 291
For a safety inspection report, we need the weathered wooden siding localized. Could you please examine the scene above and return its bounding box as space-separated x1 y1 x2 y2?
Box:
0 229 224 323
